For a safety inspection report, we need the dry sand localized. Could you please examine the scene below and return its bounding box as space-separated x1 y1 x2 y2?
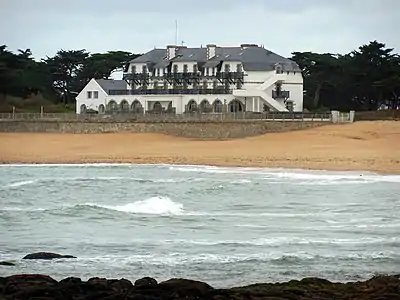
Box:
0 121 399 174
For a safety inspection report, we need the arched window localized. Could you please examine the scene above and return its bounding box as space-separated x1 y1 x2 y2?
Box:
98 104 105 114
228 99 244 112
212 99 223 113
80 104 87 114
131 100 143 113
107 100 118 112
199 99 212 113
153 101 163 113
120 100 129 112
186 100 197 113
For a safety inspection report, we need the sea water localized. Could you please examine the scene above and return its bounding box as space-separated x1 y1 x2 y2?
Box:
0 164 399 287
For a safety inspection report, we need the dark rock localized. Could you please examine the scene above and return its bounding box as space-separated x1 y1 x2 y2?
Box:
158 278 214 298
22 252 76 260
109 278 134 292
59 277 82 285
0 261 15 266
134 277 158 287
0 274 399 299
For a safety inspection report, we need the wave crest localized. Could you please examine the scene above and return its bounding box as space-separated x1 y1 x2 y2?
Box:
84 196 184 215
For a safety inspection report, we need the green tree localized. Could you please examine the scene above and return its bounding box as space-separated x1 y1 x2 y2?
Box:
44 49 89 103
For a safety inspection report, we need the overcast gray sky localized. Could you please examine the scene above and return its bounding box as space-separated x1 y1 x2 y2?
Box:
1 0 399 60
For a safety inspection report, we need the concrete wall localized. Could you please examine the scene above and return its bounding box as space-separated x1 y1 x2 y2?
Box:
0 120 327 139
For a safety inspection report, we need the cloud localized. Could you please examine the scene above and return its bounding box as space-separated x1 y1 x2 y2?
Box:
0 0 398 60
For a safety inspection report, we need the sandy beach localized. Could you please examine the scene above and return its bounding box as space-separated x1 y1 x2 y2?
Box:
0 121 399 174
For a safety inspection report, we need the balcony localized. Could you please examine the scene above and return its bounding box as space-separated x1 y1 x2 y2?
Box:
215 72 244 80
123 73 150 81
108 88 232 96
272 90 290 99
163 72 201 79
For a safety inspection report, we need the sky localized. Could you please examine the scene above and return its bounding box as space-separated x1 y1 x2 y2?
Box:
1 0 399 61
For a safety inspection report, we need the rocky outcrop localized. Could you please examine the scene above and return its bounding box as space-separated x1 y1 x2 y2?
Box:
0 274 399 299
22 252 76 260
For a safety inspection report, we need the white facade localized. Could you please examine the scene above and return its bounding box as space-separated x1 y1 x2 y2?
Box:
76 44 304 114
75 79 108 114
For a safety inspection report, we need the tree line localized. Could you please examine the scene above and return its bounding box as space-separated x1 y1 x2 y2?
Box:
0 40 399 112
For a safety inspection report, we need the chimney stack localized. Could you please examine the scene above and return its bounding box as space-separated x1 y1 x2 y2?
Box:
206 44 216 60
166 45 177 60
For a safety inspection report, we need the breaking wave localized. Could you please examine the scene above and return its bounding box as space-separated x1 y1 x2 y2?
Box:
84 196 183 215
1 196 184 216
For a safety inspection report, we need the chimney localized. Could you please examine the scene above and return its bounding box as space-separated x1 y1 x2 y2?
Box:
206 44 216 60
240 44 259 49
166 45 177 60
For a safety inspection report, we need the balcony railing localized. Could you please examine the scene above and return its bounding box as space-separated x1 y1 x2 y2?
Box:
122 71 245 81
272 90 290 99
109 88 233 96
216 71 244 80
122 73 150 81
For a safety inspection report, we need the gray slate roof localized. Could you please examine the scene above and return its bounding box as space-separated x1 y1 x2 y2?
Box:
95 79 126 92
130 46 300 72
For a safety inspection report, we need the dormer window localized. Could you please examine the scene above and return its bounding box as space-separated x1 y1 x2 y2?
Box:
131 65 136 73
156 68 160 77
173 64 178 73
275 64 283 74
142 65 147 73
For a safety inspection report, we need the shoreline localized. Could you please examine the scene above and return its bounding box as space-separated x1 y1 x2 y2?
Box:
0 121 399 175
0 160 399 175
1 273 399 299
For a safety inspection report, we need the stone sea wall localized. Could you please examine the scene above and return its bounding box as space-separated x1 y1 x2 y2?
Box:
0 120 328 139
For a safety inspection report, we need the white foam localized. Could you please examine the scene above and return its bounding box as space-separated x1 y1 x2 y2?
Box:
4 180 37 188
77 251 398 266
84 196 184 215
156 236 400 246
168 165 400 184
231 179 252 184
1 163 399 184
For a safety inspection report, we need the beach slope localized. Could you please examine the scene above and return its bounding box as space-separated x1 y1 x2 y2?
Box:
0 121 399 174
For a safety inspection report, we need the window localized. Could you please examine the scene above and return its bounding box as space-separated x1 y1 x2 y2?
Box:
213 80 218 89
183 64 188 73
93 91 98 99
142 65 147 73
156 68 160 77
206 67 210 76
131 66 136 73
275 64 283 74
173 64 178 73
87 91 92 99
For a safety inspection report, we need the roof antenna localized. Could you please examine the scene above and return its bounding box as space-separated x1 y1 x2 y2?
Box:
175 20 178 45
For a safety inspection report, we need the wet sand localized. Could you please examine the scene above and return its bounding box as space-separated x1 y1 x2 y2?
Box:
0 121 399 174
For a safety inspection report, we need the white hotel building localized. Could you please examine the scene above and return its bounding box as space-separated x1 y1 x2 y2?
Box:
76 44 304 114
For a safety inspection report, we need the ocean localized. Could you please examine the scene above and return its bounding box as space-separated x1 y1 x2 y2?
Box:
0 164 399 287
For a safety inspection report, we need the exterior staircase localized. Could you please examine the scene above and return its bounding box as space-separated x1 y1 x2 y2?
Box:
233 72 289 112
